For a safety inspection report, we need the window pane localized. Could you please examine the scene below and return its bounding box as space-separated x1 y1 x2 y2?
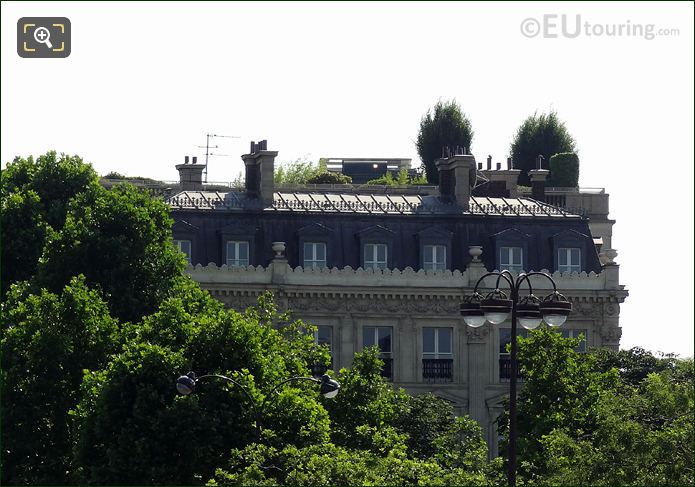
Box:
363 327 376 347
438 328 452 354
377 244 386 262
304 243 313 260
512 247 522 265
316 243 326 260
571 248 580 265
559 249 568 266
239 242 249 260
500 248 510 266
227 241 237 260
423 328 435 353
317 326 332 349
436 245 445 264
364 244 375 263
378 327 392 353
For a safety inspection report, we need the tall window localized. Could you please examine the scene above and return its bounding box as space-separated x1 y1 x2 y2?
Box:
364 243 388 270
558 248 581 273
560 328 588 352
500 246 523 273
422 327 453 381
423 245 446 271
499 328 528 381
363 326 393 379
304 242 327 269
226 241 249 267
173 239 192 264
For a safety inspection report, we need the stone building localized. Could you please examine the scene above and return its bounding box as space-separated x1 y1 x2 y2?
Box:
167 141 627 455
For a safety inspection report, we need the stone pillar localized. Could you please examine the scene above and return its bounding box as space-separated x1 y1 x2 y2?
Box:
399 316 417 383
466 324 491 446
339 314 356 369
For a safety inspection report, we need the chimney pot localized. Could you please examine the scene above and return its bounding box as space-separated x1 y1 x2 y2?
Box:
496 162 501 170
507 156 512 169
486 155 492 170
184 156 190 164
192 156 197 164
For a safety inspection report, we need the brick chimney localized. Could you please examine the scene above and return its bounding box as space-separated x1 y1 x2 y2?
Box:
528 168 549 202
435 152 476 210
241 140 277 205
176 156 205 190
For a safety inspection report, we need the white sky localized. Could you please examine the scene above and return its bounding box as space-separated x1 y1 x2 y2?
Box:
2 2 693 357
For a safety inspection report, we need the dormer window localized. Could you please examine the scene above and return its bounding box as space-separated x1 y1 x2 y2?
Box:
423 244 446 271
304 242 327 269
558 247 581 273
357 225 395 270
500 246 523 273
173 239 192 264
226 240 249 267
364 243 388 270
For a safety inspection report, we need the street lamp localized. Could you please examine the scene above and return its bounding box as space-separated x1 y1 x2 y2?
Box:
175 371 340 440
460 270 571 487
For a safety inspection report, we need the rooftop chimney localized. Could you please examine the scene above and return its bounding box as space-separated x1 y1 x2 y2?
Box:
528 168 550 202
507 156 513 169
176 155 205 190
435 151 476 210
487 155 492 170
241 140 278 205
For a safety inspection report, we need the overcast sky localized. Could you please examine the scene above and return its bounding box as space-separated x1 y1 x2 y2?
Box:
2 1 693 357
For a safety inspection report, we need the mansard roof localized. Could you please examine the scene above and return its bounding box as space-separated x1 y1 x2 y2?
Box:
166 190 581 219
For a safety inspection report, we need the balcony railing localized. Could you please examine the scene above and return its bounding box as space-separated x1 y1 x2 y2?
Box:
423 358 453 382
499 357 524 381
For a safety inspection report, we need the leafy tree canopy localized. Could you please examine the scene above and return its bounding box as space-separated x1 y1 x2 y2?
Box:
416 99 474 184
510 110 576 186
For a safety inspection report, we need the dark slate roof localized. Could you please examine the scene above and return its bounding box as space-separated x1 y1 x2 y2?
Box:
166 190 581 218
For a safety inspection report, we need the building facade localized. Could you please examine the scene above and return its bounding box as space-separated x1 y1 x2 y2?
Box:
167 142 627 455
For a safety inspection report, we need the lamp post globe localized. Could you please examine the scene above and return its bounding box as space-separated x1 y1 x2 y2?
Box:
176 374 196 395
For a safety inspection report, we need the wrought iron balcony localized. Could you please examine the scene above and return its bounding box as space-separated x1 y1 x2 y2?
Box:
499 357 524 381
423 358 453 382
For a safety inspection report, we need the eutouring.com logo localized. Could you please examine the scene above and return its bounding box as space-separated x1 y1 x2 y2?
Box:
520 14 680 40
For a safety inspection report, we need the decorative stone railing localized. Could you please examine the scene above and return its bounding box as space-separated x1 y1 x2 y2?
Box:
186 262 616 291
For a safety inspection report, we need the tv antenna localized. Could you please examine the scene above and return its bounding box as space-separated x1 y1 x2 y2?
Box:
196 133 240 182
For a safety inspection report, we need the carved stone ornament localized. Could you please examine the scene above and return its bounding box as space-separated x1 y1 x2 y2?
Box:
466 323 491 342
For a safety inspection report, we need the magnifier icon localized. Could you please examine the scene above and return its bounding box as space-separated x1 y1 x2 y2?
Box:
33 27 53 49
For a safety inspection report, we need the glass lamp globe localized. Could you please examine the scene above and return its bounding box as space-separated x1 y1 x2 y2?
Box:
463 315 487 328
484 312 509 325
480 295 513 325
519 317 542 330
543 314 568 327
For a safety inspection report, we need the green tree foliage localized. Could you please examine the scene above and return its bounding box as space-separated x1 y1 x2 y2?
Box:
510 111 576 186
514 329 694 486
1 152 99 293
367 168 428 186
275 157 351 185
209 442 495 486
0 189 48 294
513 329 619 479
274 158 318 184
306 171 352 184
35 183 186 323
548 152 580 187
74 291 332 484
416 99 474 184
1 276 120 484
